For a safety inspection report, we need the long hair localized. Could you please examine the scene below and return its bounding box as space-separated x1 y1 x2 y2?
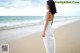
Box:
47 0 57 14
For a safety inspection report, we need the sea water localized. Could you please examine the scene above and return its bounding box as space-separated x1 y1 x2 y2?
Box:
0 16 80 43
0 16 80 30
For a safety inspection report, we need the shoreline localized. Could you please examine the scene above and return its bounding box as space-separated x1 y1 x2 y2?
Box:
0 20 79 43
0 19 79 31
0 21 43 31
7 20 80 53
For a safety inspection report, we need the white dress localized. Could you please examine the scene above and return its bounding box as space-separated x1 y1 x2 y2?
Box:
43 18 56 53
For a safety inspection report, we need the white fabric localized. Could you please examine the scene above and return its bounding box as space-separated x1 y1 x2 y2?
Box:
43 21 56 53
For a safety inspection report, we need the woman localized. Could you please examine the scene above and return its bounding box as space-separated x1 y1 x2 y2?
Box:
42 0 57 53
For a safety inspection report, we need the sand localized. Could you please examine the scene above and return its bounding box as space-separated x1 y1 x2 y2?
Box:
1 20 80 53
54 20 80 53
9 32 46 53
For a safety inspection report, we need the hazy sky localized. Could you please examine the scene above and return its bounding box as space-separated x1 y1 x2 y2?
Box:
0 0 80 16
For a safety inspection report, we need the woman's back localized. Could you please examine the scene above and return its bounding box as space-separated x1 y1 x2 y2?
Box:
47 12 54 25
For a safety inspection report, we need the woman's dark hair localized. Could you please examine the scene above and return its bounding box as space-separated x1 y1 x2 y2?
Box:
47 0 57 14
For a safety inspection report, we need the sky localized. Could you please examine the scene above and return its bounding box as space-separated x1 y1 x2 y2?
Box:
0 0 80 16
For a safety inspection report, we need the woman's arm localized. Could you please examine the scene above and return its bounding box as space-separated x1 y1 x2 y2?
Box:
42 12 50 37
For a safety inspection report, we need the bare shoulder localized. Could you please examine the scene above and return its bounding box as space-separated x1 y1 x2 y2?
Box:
46 11 53 16
46 11 53 20
46 11 50 15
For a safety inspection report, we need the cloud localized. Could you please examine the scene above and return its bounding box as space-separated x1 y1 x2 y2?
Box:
0 0 46 8
0 0 47 16
0 0 31 8
0 0 80 16
55 3 80 16
8 1 32 8
0 5 46 16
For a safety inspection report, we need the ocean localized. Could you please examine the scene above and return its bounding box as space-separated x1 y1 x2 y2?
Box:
0 16 80 43
0 16 80 30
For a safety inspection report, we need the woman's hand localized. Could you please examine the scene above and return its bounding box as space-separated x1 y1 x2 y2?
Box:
42 32 45 37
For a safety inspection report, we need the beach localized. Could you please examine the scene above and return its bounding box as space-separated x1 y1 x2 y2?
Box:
54 20 80 53
0 20 80 53
0 19 80 53
0 0 80 52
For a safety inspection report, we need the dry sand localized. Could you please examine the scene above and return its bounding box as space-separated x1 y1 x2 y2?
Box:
54 20 80 53
8 20 80 53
